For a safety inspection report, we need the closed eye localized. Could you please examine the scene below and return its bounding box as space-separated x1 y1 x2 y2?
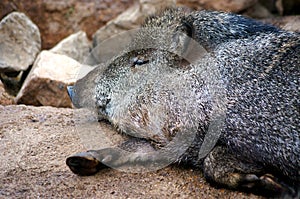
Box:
131 57 149 67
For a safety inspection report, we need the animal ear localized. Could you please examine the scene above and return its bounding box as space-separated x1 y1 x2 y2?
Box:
170 16 207 66
170 17 194 53
177 17 195 38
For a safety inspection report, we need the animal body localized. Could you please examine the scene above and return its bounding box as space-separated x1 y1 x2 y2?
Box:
66 8 299 197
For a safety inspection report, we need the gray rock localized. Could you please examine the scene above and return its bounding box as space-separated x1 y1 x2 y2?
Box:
176 0 258 13
15 51 93 108
0 12 41 72
50 31 92 64
262 15 300 32
244 2 273 19
281 16 300 32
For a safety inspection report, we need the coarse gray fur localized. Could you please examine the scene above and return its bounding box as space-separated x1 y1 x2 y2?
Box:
67 8 299 197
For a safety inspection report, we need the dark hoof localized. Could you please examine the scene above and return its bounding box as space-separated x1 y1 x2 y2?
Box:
66 151 105 176
259 174 296 196
239 173 295 197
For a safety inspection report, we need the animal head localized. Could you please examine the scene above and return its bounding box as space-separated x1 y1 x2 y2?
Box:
68 9 208 119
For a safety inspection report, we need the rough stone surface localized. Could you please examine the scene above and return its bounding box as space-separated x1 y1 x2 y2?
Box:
50 31 92 64
93 0 175 43
0 105 261 199
0 0 135 49
0 12 41 72
176 0 258 13
262 15 300 32
280 0 300 15
15 51 92 108
244 2 273 19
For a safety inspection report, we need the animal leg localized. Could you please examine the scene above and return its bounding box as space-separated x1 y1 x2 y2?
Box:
66 138 167 175
203 146 292 196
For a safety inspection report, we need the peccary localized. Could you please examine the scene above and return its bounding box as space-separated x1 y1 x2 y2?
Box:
66 9 299 197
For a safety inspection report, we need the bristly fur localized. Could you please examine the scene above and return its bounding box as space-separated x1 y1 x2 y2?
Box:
67 8 300 197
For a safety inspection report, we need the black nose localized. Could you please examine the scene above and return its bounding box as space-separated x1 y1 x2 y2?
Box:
67 86 74 101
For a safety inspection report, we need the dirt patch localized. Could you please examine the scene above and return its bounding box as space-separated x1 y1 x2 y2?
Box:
0 105 261 198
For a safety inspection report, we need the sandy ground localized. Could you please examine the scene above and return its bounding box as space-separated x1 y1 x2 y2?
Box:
0 104 263 199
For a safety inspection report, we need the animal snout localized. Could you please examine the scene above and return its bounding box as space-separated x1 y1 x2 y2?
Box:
67 86 74 102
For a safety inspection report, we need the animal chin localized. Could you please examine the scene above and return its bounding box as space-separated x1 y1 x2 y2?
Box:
96 98 111 121
97 108 109 121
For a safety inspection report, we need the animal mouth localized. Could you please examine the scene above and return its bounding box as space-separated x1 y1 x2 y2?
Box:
96 98 111 121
